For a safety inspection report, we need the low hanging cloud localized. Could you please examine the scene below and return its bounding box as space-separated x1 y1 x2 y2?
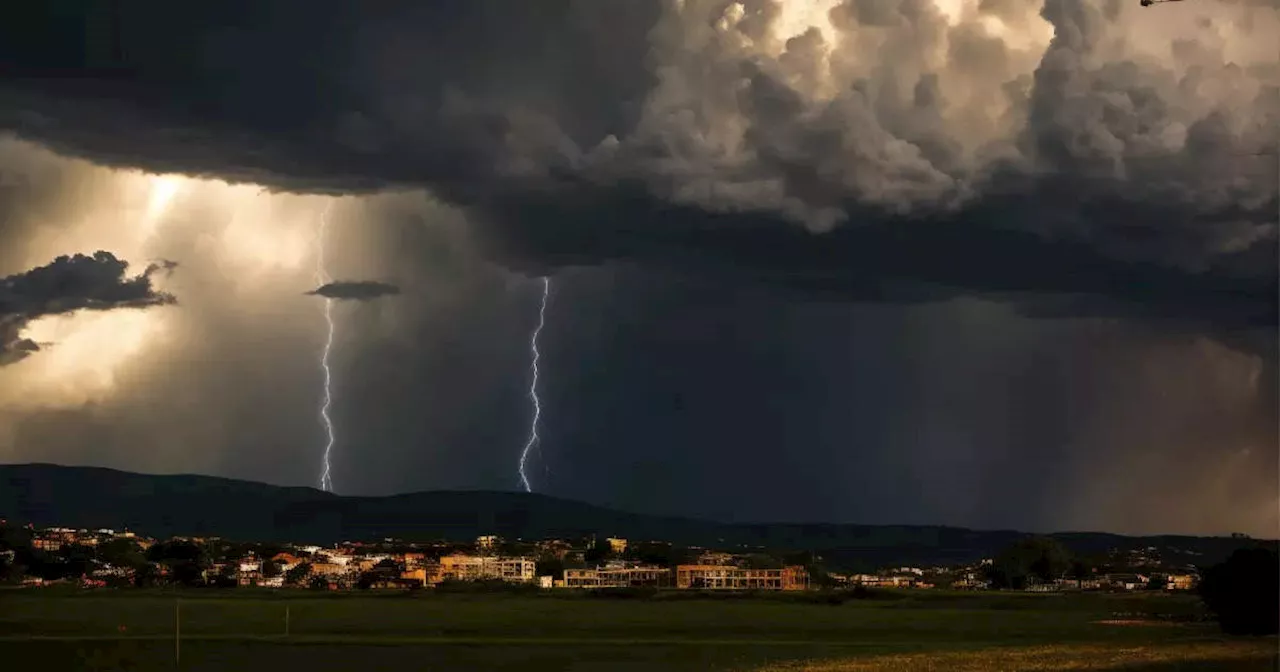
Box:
306 280 402 300
0 0 1273 335
0 251 177 365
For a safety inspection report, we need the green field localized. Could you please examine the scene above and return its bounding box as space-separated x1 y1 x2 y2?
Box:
0 589 1274 670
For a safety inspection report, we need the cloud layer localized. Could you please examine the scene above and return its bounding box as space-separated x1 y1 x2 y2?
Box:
307 280 401 300
0 251 175 365
0 0 1274 536
0 0 1273 332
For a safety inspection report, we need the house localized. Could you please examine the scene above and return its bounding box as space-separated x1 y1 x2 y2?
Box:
606 538 628 554
400 566 441 587
271 553 303 573
310 562 348 578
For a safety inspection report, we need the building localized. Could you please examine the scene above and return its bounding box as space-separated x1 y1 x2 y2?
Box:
271 553 303 572
310 562 347 578
400 566 442 587
496 557 537 583
563 566 671 589
438 554 536 583
32 538 62 552
476 535 501 552
1104 573 1149 591
675 565 808 591
606 537 628 554
536 540 572 560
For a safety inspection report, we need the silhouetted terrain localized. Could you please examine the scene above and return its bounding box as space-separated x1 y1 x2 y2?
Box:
0 464 1268 570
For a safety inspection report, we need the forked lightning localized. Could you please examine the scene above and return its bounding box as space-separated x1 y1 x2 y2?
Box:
518 277 550 493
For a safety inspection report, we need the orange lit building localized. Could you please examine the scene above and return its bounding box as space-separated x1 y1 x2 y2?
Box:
675 565 808 591
563 566 670 588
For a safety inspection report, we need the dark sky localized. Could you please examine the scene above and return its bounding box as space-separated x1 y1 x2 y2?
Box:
0 0 1275 536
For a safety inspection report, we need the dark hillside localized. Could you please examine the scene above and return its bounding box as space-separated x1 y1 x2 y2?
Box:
1 463 1268 569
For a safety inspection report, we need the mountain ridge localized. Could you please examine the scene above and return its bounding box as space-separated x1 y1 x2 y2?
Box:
1 463 1268 570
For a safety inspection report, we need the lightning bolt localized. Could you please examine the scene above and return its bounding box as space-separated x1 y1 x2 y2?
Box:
518 277 550 493
315 201 337 492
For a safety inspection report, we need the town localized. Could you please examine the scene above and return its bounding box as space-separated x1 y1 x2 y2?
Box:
0 519 1200 594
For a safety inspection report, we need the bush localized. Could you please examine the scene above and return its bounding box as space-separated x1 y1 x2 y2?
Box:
434 579 540 595
587 586 659 600
1198 547 1279 636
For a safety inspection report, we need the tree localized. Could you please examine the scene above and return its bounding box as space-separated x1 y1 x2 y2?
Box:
926 572 955 589
584 538 612 566
987 537 1073 589
262 560 283 578
285 562 312 586
0 553 23 584
1199 547 1279 635
133 564 159 588
535 556 564 580
171 561 206 587
98 539 146 570
742 554 783 570
309 575 330 590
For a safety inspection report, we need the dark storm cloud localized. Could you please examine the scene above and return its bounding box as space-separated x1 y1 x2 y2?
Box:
0 251 176 365
0 0 1275 537
307 280 401 300
0 0 1273 334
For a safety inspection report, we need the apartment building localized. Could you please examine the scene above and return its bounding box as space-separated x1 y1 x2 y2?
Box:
675 565 808 591
437 554 536 583
563 565 670 588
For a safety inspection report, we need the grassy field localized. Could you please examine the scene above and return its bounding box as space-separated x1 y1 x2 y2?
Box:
0 589 1274 670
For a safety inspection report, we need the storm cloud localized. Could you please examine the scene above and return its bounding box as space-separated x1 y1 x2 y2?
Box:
307 280 401 300
0 251 175 365
0 0 1273 328
0 0 1274 535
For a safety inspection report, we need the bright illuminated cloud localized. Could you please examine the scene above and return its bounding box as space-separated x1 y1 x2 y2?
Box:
0 139 347 409
0 309 170 409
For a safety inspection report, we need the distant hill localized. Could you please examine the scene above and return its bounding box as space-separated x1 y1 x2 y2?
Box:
0 463 1269 571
